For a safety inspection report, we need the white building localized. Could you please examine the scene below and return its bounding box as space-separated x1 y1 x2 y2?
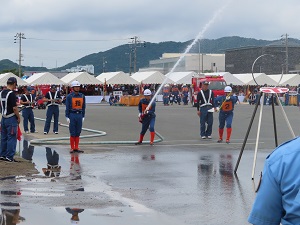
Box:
147 53 225 74
66 65 94 74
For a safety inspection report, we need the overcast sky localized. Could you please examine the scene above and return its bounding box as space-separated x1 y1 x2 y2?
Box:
0 0 299 69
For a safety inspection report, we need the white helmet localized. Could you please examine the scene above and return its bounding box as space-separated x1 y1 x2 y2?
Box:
143 89 151 96
224 86 232 93
71 80 80 87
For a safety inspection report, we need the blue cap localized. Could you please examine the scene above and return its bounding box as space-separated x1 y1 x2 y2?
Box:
26 86 32 91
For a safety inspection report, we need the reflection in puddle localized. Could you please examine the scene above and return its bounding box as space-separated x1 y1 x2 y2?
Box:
1 141 260 225
1 191 25 225
42 147 61 178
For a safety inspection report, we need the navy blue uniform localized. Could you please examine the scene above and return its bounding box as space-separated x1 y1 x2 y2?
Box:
44 91 61 134
0 90 18 161
20 93 36 133
65 92 86 151
214 95 238 143
197 89 215 138
136 98 156 145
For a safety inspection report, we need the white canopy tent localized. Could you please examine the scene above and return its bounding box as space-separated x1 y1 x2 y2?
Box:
0 72 28 86
22 72 65 85
96 71 139 85
280 74 300 86
131 71 174 84
223 73 244 86
165 71 197 84
61 72 102 85
233 73 278 86
267 74 298 86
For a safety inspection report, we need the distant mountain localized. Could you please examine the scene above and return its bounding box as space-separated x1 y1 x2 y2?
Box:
2 36 300 75
0 59 48 75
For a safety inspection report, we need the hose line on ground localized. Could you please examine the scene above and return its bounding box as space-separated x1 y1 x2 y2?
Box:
30 117 164 145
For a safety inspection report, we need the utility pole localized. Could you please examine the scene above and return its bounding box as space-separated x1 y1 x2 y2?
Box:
281 33 289 74
129 36 146 73
14 32 26 77
102 56 107 73
125 52 133 75
198 40 201 74
133 36 137 73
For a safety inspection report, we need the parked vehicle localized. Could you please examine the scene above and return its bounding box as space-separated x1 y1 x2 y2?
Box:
191 74 227 107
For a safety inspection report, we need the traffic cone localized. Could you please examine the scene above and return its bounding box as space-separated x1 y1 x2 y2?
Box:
218 128 224 143
70 136 75 152
226 128 232 143
150 132 155 145
74 136 80 150
135 134 144 145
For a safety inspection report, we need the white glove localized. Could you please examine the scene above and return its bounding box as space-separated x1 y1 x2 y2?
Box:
82 117 85 122
226 96 230 100
138 113 141 118
66 117 70 124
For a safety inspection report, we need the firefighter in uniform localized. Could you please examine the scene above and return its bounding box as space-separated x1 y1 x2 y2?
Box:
65 80 86 153
0 77 21 162
172 84 180 105
20 86 37 133
214 86 238 144
182 84 189 105
135 89 156 145
162 84 170 106
43 84 61 134
196 81 216 139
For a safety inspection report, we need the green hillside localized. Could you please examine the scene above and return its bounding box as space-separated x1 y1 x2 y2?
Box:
2 36 298 75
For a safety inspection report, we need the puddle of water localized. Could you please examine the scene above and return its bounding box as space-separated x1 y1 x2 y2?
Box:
1 140 268 225
1 204 185 225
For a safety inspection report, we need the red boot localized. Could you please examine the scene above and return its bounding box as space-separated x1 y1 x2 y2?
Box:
226 128 232 144
150 132 155 145
217 128 224 143
70 136 75 153
135 134 144 145
74 136 80 150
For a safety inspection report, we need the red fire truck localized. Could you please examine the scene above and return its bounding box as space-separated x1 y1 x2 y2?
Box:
191 74 227 107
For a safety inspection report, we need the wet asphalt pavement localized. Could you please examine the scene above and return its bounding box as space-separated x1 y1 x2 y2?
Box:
0 102 299 225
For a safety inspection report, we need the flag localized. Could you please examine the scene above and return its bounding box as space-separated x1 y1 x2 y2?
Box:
245 85 251 100
104 78 107 96
17 125 22 141
139 81 143 95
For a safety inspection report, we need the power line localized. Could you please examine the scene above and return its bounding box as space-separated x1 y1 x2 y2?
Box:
25 37 130 42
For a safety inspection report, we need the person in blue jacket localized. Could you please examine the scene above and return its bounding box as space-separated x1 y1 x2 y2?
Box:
135 89 156 145
214 86 238 144
65 80 86 153
248 137 300 225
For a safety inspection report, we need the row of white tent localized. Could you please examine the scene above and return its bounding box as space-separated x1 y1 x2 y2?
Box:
1 71 300 87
